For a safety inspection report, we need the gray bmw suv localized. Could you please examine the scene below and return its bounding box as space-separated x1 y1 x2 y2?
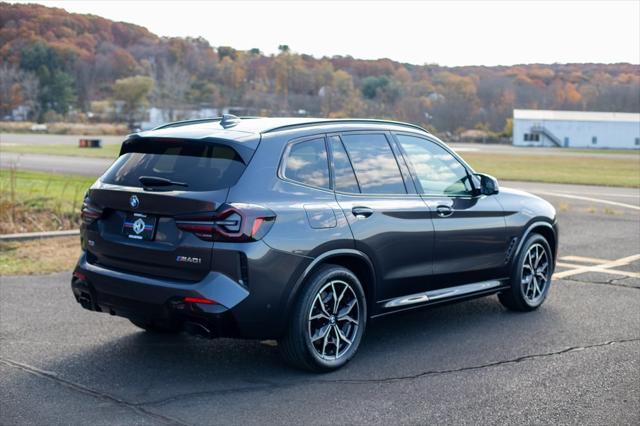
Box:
72 115 558 371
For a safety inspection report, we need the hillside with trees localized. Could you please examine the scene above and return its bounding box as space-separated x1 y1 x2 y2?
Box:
1 2 639 135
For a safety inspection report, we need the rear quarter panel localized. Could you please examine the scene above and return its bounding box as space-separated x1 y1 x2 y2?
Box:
225 132 355 336
227 132 354 257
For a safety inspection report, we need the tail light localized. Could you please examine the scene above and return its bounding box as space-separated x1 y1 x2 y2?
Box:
80 197 104 224
184 296 217 305
175 203 276 242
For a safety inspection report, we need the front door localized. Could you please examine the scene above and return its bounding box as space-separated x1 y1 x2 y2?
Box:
393 133 509 289
329 133 435 302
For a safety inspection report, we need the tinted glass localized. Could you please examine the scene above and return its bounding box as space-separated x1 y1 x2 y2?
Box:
329 136 360 193
396 134 473 196
102 141 245 191
341 134 406 194
284 138 330 189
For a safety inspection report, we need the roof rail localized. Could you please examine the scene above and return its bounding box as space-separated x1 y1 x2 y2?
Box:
152 116 259 131
152 117 221 130
261 119 430 134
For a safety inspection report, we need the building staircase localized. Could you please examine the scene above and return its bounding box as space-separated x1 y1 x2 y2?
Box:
531 125 562 147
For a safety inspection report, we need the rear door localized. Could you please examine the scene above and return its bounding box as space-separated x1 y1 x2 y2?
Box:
330 132 435 302
393 133 509 288
84 138 247 282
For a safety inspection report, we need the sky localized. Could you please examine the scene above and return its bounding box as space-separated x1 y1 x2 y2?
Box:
14 0 640 67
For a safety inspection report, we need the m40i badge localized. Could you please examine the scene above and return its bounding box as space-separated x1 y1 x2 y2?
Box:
176 256 202 264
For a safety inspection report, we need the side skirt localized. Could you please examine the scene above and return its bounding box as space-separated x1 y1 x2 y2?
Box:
372 279 509 318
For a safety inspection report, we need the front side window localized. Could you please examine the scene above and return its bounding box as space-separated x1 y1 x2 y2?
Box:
283 138 330 189
396 134 473 196
340 133 406 194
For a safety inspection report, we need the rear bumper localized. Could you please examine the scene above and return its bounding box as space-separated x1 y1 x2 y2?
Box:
72 243 312 338
72 252 249 337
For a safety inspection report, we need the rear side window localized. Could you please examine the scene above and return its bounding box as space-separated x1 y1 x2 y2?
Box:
283 138 330 189
329 136 360 193
340 133 406 194
101 140 245 191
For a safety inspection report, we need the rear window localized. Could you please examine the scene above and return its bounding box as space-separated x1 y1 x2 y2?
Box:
102 140 246 191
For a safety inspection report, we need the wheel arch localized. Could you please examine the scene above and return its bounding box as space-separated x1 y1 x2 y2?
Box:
285 249 377 318
512 220 558 271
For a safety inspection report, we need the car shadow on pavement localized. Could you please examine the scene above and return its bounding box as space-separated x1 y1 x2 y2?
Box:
34 293 562 404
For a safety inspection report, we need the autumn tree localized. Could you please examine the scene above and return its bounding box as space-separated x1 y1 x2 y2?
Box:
152 62 191 121
0 64 24 117
2 3 639 132
19 41 76 119
112 75 154 126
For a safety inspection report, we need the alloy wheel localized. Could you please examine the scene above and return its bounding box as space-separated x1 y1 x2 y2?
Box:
521 243 550 305
307 280 360 360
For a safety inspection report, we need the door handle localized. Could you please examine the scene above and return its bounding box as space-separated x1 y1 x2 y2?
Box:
352 206 374 219
436 205 453 217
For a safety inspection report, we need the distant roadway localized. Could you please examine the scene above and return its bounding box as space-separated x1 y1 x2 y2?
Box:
1 132 638 159
0 151 113 176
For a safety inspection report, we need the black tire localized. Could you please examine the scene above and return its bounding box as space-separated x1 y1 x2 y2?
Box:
499 233 553 312
279 264 367 372
129 318 181 333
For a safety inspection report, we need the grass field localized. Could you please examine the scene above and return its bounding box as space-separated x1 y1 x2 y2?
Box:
463 153 640 188
0 144 638 188
0 169 95 234
0 121 127 135
0 236 80 275
561 148 640 155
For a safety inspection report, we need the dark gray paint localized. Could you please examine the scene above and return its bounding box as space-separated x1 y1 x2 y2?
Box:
72 117 558 339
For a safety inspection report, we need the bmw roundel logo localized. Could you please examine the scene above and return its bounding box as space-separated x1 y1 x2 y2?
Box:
129 195 139 208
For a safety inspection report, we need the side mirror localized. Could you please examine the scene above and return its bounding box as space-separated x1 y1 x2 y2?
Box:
475 173 499 195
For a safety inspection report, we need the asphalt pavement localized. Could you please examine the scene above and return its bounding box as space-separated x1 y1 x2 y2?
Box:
0 133 125 146
0 151 113 176
1 184 639 425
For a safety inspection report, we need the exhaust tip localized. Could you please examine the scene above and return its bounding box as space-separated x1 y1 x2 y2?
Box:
77 291 94 310
183 321 212 337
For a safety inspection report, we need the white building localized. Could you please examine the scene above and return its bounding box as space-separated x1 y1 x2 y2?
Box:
513 109 640 149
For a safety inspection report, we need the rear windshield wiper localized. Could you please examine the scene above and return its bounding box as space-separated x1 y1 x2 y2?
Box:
139 176 188 188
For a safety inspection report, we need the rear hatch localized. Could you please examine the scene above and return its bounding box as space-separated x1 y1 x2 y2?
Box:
83 137 249 282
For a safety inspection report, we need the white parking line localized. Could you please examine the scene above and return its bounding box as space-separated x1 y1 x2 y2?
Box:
533 191 640 211
556 192 639 199
554 254 640 279
559 255 609 265
555 261 639 279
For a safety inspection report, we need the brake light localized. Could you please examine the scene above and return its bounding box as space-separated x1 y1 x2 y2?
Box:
184 296 217 305
175 203 275 242
80 197 103 224
73 271 87 281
